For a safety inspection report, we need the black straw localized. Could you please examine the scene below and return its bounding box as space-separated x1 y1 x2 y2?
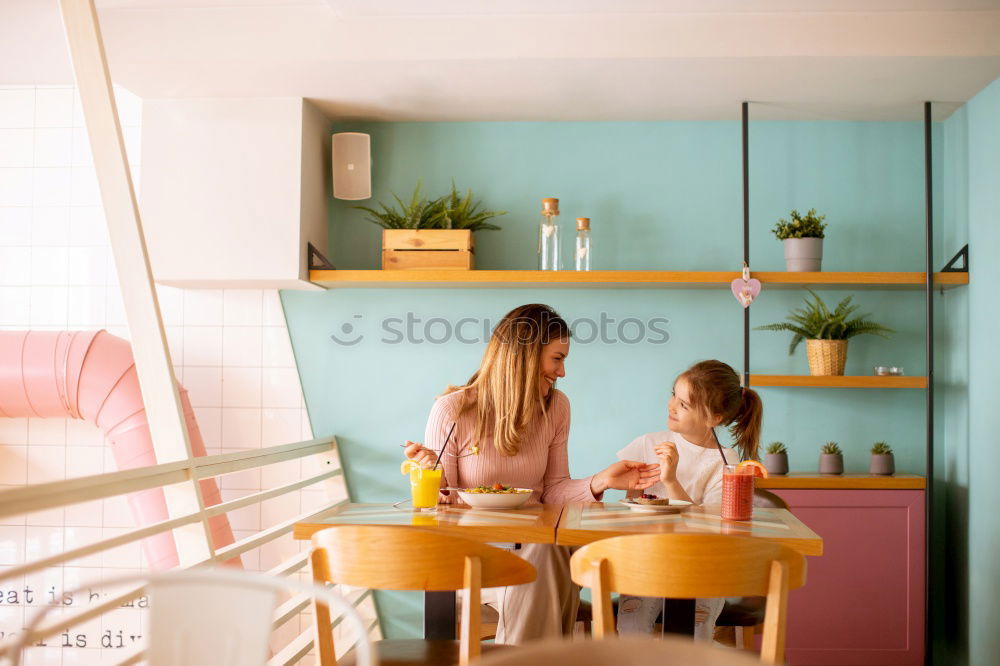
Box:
432 422 457 471
711 428 729 465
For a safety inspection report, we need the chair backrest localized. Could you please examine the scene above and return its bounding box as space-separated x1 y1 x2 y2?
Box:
310 525 536 591
311 525 536 666
569 534 806 664
753 489 789 510
11 568 373 666
475 635 762 666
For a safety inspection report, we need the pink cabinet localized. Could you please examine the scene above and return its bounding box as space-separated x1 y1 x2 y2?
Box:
770 489 925 665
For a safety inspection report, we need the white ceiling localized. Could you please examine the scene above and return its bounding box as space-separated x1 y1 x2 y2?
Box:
2 0 1000 120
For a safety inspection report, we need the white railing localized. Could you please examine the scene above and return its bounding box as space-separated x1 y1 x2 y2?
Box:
0 435 381 664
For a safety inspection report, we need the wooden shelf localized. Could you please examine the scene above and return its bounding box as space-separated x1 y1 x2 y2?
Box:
750 375 927 388
309 269 968 290
758 474 926 490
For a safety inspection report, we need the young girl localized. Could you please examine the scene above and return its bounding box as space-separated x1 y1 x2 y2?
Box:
615 359 763 640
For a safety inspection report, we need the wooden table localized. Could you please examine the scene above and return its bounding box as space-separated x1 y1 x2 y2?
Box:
556 502 823 635
294 502 561 639
557 503 824 555
293 502 562 542
294 502 823 639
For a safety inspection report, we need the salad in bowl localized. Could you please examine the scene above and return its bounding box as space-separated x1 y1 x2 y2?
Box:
457 483 532 509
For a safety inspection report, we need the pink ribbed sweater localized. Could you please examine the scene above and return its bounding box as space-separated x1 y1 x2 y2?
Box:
423 387 598 505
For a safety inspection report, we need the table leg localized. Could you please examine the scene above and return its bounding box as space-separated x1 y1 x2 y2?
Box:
424 590 457 639
661 598 695 636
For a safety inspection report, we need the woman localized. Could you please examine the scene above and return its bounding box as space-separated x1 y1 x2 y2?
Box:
404 303 659 644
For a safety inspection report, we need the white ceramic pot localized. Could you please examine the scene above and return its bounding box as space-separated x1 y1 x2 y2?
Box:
783 238 823 271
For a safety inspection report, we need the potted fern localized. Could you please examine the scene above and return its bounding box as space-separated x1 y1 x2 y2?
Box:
756 289 895 376
819 441 844 475
355 182 506 270
764 441 789 475
773 208 827 271
869 441 895 476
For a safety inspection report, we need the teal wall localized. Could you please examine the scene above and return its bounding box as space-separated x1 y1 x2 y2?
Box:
284 118 961 639
964 78 1000 665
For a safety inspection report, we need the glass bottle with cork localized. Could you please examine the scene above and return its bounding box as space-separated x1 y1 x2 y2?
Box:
538 197 561 270
575 217 592 271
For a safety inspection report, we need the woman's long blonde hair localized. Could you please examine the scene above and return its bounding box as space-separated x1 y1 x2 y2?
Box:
444 304 571 456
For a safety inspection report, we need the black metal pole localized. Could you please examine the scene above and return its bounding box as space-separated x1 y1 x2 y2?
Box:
923 101 934 666
742 102 750 390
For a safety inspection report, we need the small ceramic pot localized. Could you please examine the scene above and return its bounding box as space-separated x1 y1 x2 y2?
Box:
869 454 895 476
819 453 844 475
783 238 823 271
765 452 789 475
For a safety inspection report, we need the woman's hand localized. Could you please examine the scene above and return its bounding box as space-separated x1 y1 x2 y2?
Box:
654 442 679 484
590 460 661 495
403 441 438 470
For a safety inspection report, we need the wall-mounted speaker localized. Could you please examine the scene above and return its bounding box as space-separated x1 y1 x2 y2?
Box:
331 132 371 200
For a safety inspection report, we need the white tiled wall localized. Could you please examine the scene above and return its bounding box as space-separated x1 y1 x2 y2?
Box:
0 86 319 663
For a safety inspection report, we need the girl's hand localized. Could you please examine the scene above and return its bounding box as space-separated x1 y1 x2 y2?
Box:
654 442 679 484
403 441 438 470
591 460 661 495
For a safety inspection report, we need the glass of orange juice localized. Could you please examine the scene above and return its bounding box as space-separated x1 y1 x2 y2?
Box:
401 461 442 510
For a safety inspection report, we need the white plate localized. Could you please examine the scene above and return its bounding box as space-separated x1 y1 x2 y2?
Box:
457 489 533 509
618 498 693 513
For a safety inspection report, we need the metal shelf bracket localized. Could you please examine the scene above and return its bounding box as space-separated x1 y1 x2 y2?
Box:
308 242 336 270
940 244 969 273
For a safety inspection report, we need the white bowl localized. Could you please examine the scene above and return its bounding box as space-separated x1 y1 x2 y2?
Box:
456 488 533 509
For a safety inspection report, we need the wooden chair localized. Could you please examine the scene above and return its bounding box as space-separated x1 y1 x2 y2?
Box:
474 635 761 666
569 534 806 665
311 525 536 666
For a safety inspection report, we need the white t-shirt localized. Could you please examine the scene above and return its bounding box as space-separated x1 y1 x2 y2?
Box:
616 430 737 505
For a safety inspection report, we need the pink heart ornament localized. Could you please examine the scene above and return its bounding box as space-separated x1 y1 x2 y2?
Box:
731 278 761 308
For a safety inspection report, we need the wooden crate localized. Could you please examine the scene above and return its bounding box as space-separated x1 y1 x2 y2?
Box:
381 229 474 270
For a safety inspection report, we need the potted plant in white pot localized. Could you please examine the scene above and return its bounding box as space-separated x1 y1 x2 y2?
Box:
356 182 506 270
764 441 789 475
756 289 895 376
869 441 895 475
819 441 844 475
772 208 827 271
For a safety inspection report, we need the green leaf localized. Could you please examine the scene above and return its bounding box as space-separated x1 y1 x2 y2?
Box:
771 208 828 240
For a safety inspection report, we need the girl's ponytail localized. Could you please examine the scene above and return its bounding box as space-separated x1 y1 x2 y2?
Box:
680 360 764 462
730 387 762 462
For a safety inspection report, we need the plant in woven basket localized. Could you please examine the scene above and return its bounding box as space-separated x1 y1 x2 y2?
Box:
821 442 842 455
772 208 827 240
756 290 895 355
766 442 787 455
871 441 893 455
